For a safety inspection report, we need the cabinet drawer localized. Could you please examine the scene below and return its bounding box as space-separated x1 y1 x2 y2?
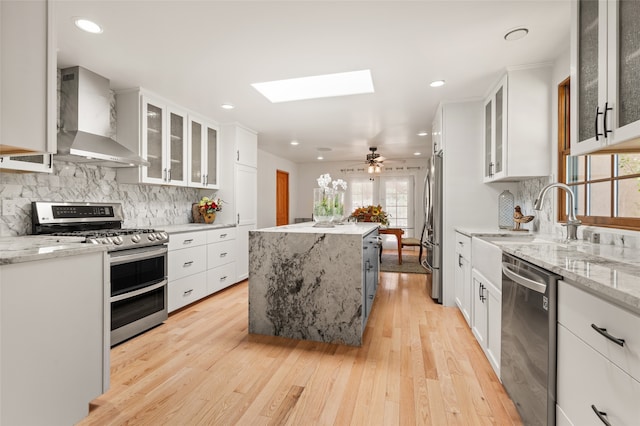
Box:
207 262 236 295
168 246 206 281
207 240 236 269
168 271 207 313
558 281 640 381
168 231 207 251
207 227 236 243
557 324 640 426
455 232 471 258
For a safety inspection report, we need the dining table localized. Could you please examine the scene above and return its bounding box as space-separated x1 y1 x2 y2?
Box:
378 227 404 264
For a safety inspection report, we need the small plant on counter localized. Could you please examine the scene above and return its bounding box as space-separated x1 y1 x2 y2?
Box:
350 205 390 226
198 196 223 214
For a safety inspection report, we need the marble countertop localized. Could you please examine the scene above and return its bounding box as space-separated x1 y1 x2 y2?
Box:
254 221 380 236
159 223 236 234
456 228 640 315
0 236 108 265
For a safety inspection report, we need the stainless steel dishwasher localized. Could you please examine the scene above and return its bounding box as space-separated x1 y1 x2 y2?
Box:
501 253 561 426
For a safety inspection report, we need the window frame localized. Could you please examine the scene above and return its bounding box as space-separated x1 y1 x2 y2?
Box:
558 78 640 230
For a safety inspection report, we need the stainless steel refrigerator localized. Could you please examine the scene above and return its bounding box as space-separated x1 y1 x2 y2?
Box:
421 150 443 303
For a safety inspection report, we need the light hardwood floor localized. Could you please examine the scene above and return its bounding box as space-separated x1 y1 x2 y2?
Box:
79 250 522 425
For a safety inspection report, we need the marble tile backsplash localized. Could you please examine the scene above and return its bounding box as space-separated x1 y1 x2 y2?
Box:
0 160 200 236
515 176 639 248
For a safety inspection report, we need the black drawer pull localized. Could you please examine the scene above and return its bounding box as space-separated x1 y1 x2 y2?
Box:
220 233 227 238
183 239 193 244
220 252 227 257
183 289 193 296
591 405 611 426
591 324 625 347
183 261 194 267
220 276 227 281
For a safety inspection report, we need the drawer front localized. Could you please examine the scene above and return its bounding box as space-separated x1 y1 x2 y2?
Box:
207 227 236 244
168 246 207 281
168 271 207 312
207 240 236 269
557 324 640 426
558 281 640 381
168 231 207 251
207 262 236 295
455 232 471 258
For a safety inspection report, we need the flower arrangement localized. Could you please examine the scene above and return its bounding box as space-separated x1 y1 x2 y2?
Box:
350 205 390 226
198 196 223 214
314 174 349 224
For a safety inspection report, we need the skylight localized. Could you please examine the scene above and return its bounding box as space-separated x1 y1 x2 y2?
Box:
251 70 374 103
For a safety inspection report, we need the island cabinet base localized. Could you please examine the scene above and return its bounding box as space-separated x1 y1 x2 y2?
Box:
249 225 379 346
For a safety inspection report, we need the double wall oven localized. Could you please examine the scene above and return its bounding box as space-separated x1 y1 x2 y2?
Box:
32 202 169 346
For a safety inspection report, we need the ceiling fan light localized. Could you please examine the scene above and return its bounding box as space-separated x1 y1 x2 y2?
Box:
375 165 381 173
368 164 375 174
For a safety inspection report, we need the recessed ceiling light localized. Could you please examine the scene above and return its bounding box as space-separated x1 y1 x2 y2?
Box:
220 103 235 110
74 18 103 34
429 80 445 88
290 140 299 146
417 131 429 136
414 152 421 156
317 156 324 160
251 69 374 103
504 27 529 41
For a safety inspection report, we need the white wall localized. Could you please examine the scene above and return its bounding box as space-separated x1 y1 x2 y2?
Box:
256 149 298 229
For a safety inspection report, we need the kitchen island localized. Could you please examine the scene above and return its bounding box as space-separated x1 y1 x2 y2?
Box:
249 222 379 346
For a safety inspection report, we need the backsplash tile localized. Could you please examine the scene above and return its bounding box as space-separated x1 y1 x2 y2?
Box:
0 160 200 236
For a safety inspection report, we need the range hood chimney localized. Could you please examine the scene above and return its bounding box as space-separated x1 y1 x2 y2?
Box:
57 66 148 167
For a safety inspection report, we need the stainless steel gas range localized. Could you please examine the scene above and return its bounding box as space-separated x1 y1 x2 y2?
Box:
32 201 169 346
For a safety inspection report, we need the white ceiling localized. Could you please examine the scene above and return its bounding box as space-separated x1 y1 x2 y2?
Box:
55 0 571 165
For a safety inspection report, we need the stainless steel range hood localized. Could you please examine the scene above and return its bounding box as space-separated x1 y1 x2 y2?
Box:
57 66 148 167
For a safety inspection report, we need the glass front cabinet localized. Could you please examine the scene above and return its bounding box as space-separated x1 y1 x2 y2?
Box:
483 75 507 182
571 0 640 155
188 115 219 189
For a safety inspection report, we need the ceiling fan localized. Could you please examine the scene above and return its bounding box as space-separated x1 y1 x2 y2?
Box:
365 147 385 173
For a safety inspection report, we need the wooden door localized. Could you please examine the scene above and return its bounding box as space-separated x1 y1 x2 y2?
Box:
276 170 289 226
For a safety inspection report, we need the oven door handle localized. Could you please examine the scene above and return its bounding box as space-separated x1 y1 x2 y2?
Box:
110 246 168 265
502 262 547 294
111 279 167 303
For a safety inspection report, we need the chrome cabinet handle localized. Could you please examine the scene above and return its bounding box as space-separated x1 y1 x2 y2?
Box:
183 239 193 245
167 169 171 181
591 405 611 426
591 324 625 347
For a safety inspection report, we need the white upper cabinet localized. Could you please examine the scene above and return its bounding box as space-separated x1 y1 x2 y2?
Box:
188 114 219 189
483 65 552 182
571 0 640 155
234 125 258 168
0 0 56 155
0 153 53 173
116 89 206 187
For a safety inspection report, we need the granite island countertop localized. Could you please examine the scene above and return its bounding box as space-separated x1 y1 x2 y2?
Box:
0 235 108 265
456 228 640 315
255 221 379 236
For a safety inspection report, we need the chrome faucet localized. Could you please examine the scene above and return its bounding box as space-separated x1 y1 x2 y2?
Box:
534 182 582 240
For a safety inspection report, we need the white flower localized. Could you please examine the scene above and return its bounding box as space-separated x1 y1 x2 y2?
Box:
332 179 347 191
317 173 332 189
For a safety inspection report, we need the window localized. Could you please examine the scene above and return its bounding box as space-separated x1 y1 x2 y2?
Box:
559 78 640 230
348 175 415 235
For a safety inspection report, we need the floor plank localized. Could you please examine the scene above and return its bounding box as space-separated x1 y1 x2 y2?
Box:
78 250 521 426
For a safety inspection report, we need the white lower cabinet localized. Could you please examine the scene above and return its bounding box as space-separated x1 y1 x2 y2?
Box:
471 268 501 377
557 280 640 425
206 227 236 295
167 226 239 311
454 232 471 325
469 236 503 378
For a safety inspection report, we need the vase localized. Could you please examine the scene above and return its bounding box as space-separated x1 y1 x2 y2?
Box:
203 212 216 224
313 187 334 226
498 190 514 229
332 190 346 223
